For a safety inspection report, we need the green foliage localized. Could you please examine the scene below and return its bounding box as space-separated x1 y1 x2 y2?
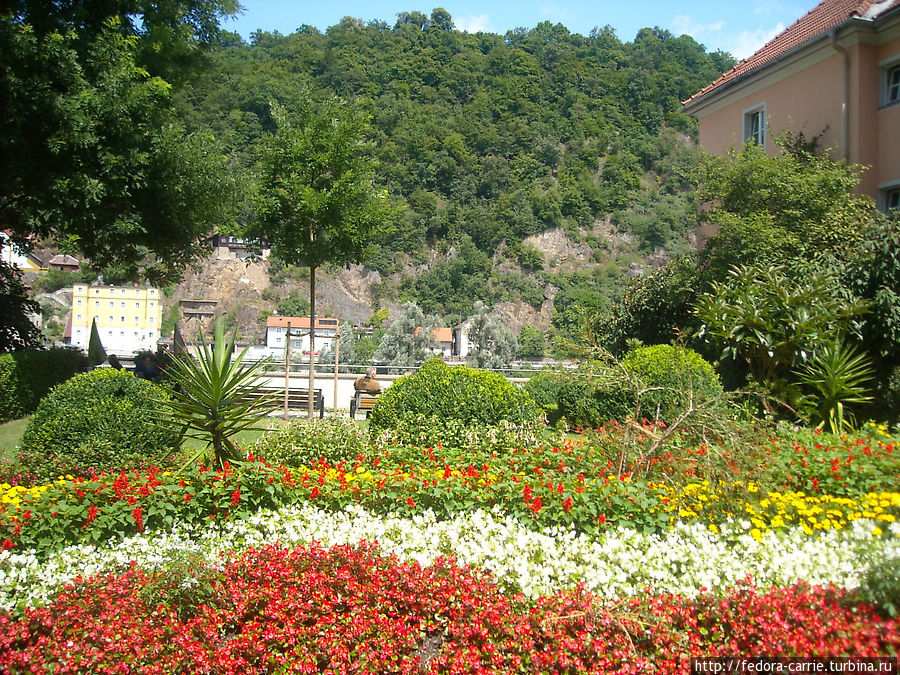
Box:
368 358 541 431
138 552 225 622
795 341 874 434
251 418 367 467
250 98 394 276
275 290 310 318
0 349 80 423
696 139 875 278
856 556 900 618
18 369 178 481
0 263 42 353
159 318 274 468
555 364 634 429
604 256 700 355
523 371 565 426
32 268 84 294
695 265 867 399
622 344 724 422
371 416 543 452
465 301 517 369
177 17 732 312
836 213 900 420
517 325 546 359
1 16 238 284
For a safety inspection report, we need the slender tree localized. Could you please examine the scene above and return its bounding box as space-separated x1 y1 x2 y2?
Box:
251 99 394 416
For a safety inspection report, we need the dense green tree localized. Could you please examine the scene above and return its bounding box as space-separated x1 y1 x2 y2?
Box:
0 263 42 352
250 98 394 415
1 5 238 284
696 139 875 279
516 324 546 359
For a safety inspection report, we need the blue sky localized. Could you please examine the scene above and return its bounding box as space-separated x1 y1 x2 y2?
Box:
222 0 815 60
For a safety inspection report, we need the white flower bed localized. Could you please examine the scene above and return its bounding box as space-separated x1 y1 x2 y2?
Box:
1 504 897 613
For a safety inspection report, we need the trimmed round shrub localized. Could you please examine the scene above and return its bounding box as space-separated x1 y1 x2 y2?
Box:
18 369 179 481
251 418 367 467
622 344 724 422
555 365 634 429
368 358 541 431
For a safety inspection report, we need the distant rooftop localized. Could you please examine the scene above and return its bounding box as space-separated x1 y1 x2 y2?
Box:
682 0 900 108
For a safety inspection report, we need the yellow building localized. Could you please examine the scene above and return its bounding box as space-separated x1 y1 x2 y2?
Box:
70 284 163 355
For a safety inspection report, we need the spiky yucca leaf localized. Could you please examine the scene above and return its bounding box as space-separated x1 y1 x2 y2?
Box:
160 318 277 468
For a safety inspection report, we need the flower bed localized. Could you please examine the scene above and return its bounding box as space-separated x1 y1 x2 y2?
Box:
0 425 898 672
1 542 898 675
3 504 898 612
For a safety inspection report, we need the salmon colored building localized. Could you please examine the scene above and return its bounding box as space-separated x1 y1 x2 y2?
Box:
681 0 900 213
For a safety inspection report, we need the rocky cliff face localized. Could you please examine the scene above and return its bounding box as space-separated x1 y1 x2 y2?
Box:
166 223 669 343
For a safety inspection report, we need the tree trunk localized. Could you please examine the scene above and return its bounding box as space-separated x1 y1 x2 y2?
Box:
308 264 316 419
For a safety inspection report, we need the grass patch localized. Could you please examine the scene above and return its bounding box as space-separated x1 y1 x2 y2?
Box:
0 417 29 462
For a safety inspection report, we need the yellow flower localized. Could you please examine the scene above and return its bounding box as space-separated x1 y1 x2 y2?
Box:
872 527 883 537
750 528 763 542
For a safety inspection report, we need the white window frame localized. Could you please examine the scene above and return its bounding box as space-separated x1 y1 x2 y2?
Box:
882 60 900 107
879 181 900 214
743 103 766 146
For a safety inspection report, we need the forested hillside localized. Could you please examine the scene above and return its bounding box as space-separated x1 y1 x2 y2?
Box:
176 10 733 340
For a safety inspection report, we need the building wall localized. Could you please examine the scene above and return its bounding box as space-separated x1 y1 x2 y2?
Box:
695 46 844 157
877 35 900 199
70 285 163 355
690 25 900 208
265 325 336 355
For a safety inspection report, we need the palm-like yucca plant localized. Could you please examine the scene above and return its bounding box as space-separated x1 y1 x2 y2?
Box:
796 340 874 434
160 318 276 468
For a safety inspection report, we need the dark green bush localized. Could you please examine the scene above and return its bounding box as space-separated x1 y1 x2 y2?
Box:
555 365 635 429
0 349 80 422
524 371 565 427
368 358 541 431
622 344 724 422
18 369 179 480
251 418 367 467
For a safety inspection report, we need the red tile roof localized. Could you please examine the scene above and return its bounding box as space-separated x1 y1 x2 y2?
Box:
266 315 340 329
682 0 900 108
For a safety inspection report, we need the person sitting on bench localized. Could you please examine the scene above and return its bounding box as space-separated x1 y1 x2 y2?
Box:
354 367 381 395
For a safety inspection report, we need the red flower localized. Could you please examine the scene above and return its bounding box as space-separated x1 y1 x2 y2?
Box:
562 497 573 513
530 497 543 514
310 487 320 499
407 497 416 508
84 505 100 529
231 489 241 507
1 539 13 551
183 493 192 503
131 507 144 532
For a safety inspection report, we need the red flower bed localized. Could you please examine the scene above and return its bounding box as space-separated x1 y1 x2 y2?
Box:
1 543 897 674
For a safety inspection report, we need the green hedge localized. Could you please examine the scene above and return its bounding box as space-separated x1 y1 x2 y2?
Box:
18 369 179 481
368 359 541 431
0 349 81 422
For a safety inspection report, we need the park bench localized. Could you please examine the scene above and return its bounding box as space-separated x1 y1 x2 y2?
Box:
243 387 324 418
350 391 379 420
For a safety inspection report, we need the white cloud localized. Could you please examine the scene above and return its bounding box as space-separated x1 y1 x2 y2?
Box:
671 14 725 38
455 14 492 33
540 1 572 21
726 22 785 60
